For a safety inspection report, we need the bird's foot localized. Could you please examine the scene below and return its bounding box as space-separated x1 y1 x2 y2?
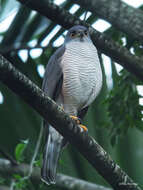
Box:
70 115 81 124
70 115 88 132
79 124 88 131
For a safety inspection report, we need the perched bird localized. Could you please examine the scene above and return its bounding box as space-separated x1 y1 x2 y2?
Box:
41 25 102 185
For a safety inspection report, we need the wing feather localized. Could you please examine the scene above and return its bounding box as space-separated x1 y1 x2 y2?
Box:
42 45 65 99
41 45 65 185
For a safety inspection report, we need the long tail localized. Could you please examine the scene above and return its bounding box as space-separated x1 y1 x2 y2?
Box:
41 124 63 185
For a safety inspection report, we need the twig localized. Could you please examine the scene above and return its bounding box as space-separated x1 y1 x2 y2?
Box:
83 11 88 21
24 124 43 179
0 149 18 166
0 44 46 54
9 179 16 190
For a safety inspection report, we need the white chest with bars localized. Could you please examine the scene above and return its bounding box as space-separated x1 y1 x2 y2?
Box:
61 41 102 114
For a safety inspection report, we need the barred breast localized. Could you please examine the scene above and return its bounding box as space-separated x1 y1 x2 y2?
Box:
61 41 102 115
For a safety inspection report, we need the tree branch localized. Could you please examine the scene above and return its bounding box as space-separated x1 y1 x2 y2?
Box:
0 149 18 166
57 173 111 190
0 44 45 54
70 0 143 43
16 0 143 81
0 186 11 190
0 54 141 190
0 159 111 190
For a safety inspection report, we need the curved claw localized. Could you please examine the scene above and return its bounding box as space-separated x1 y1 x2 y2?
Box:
70 115 88 132
79 124 88 131
70 115 81 124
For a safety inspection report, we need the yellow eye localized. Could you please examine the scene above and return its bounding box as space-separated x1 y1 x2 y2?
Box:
70 31 76 37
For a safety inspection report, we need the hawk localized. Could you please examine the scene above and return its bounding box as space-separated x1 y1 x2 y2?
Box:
41 25 102 184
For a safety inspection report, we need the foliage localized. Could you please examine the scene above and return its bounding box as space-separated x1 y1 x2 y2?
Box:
15 140 29 162
13 174 27 190
105 70 143 145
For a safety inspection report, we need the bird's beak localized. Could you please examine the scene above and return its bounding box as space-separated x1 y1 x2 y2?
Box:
77 31 84 38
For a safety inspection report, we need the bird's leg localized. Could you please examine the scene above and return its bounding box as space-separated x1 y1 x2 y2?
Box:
70 115 81 124
79 124 88 131
70 115 88 131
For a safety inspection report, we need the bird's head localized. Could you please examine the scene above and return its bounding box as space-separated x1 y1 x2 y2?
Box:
65 25 91 43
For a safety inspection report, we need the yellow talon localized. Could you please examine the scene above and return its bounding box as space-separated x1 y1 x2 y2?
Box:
70 115 81 124
79 124 88 131
70 115 88 132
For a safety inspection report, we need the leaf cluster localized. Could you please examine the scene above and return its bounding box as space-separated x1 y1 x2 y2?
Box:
106 70 143 145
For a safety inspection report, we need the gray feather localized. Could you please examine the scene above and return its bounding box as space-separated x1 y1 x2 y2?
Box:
42 45 65 98
41 45 66 185
41 124 63 184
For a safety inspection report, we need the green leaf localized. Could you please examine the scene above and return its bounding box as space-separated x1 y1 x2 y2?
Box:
13 174 22 180
34 159 41 167
15 140 29 162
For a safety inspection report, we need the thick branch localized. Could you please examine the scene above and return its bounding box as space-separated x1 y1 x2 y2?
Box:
0 159 111 190
70 0 143 43
0 55 141 190
17 0 143 82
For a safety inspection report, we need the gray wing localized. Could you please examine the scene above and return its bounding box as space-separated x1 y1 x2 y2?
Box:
42 45 65 100
41 45 66 185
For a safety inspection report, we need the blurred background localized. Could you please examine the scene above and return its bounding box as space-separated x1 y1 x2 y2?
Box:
0 0 143 189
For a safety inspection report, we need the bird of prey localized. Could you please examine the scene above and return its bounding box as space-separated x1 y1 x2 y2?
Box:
41 25 102 185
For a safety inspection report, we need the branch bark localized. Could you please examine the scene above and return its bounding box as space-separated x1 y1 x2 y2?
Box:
70 0 143 43
17 0 143 82
0 54 141 190
0 159 111 190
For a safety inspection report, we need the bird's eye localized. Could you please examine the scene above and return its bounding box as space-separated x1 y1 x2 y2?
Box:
84 30 88 35
70 31 76 37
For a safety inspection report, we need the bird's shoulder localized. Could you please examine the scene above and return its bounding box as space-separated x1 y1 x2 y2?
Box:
42 45 65 95
49 45 65 64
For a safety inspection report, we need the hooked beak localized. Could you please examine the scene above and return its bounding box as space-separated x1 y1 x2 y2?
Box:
76 31 85 41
